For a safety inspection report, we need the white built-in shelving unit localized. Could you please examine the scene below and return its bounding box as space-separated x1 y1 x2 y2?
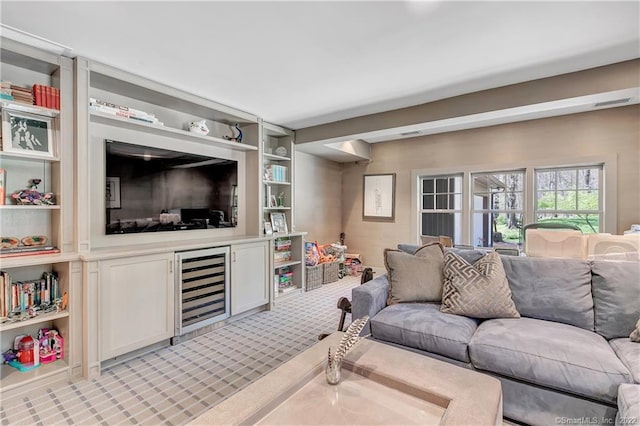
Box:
0 37 82 391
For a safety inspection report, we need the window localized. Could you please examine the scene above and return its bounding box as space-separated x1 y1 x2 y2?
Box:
414 160 609 248
420 175 462 244
472 171 524 247
535 165 602 234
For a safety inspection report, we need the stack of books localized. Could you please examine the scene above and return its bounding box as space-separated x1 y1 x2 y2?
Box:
0 271 61 317
11 85 33 105
0 245 60 258
264 164 289 182
89 97 163 126
0 81 12 101
32 84 60 110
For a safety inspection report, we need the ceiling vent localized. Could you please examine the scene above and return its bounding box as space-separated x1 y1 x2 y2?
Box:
594 98 631 108
400 131 421 137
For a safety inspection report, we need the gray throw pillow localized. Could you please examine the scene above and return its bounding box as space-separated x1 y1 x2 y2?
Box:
384 243 444 305
631 319 640 343
441 251 520 319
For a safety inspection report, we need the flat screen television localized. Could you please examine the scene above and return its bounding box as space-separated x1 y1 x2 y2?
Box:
105 139 238 234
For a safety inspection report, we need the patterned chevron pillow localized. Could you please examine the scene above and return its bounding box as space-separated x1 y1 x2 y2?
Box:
441 251 520 319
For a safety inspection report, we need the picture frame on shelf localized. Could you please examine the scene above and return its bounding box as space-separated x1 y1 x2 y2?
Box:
270 212 288 234
1 109 55 159
105 176 121 209
363 173 396 221
264 221 273 235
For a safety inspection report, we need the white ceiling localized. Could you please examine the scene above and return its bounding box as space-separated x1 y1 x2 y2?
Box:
1 1 638 131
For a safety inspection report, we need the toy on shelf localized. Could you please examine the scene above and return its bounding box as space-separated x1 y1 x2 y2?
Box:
224 123 243 143
12 178 55 205
8 335 40 371
38 328 63 364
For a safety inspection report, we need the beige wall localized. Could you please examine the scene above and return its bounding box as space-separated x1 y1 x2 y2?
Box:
342 105 640 267
294 151 343 244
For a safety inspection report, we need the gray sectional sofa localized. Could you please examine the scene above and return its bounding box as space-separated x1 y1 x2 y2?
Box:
352 245 640 425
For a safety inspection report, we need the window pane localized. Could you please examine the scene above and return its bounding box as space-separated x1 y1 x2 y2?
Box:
557 170 577 190
577 190 599 210
423 179 434 194
436 178 448 193
537 191 556 210
452 194 462 210
421 212 461 244
505 173 524 191
557 190 577 210
422 195 433 210
537 171 556 191
472 212 523 247
535 213 600 234
491 193 505 210
505 193 523 210
436 194 448 209
578 168 599 190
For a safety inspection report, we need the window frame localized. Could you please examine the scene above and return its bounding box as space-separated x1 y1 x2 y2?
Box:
419 174 464 244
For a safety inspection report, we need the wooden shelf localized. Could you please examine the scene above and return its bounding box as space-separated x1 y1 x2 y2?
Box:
0 359 69 391
90 111 258 152
264 153 291 161
274 259 302 269
0 151 60 162
1 101 60 117
264 206 291 211
0 252 80 269
0 204 60 210
0 310 69 332
263 180 291 186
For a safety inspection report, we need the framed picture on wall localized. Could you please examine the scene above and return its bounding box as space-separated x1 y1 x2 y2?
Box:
106 176 121 209
1 109 55 159
363 173 396 221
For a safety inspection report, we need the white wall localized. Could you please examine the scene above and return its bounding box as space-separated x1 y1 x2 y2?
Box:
294 151 343 244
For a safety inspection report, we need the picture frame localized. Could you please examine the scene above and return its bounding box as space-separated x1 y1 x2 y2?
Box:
264 221 273 235
1 109 55 159
363 173 396 221
105 176 121 209
270 212 288 234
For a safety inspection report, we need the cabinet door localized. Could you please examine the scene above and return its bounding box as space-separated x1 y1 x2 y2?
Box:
99 253 174 360
231 242 268 315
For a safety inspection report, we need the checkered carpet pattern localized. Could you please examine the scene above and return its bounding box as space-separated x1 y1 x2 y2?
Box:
1 272 371 425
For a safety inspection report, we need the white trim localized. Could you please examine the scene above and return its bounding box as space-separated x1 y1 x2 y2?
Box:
411 154 617 245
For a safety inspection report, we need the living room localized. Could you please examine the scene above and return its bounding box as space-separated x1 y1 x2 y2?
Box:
0 1 638 425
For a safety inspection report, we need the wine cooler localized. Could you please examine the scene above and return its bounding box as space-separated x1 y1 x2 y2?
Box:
174 246 230 339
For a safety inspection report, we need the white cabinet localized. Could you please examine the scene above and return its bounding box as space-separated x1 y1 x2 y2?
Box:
230 242 268 315
99 253 174 360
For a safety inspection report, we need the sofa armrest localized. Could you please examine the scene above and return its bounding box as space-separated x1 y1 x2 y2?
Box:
352 274 389 335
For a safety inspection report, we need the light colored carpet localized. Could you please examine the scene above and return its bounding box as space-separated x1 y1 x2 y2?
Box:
1 272 369 425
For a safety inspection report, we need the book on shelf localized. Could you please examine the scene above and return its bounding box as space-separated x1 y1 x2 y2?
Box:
89 100 163 125
0 247 60 258
31 84 60 110
0 270 61 318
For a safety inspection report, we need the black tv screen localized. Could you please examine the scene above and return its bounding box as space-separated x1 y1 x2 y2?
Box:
105 139 238 234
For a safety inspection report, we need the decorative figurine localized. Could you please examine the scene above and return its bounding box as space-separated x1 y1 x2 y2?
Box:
325 316 369 385
224 123 243 143
188 120 209 135
12 179 55 205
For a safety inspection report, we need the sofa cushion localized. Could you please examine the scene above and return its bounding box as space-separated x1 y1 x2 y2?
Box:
616 384 640 426
384 244 444 304
441 251 520 319
591 260 640 339
500 256 594 331
469 317 633 403
370 303 479 363
610 338 640 384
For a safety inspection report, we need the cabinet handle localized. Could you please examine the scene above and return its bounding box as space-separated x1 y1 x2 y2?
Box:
169 260 173 273
232 252 236 262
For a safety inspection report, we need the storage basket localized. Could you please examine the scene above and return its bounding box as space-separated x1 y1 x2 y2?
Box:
323 261 340 284
305 264 323 291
